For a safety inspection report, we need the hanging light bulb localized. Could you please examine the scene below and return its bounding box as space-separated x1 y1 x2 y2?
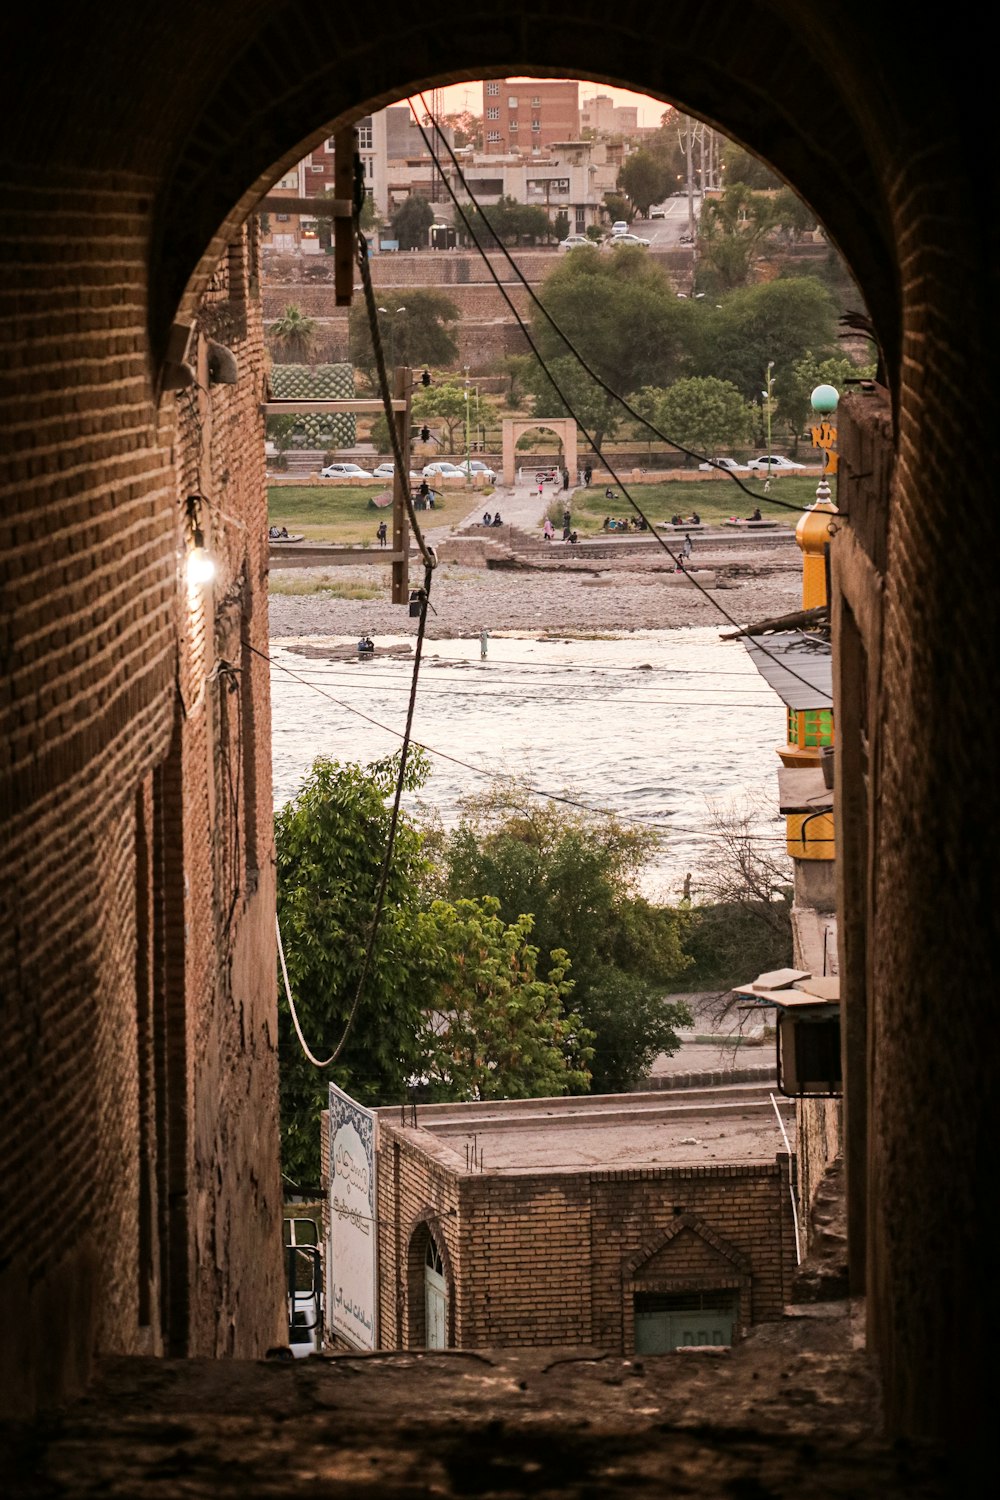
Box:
185 495 216 585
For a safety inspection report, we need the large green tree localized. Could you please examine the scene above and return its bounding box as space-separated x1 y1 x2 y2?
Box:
777 352 873 451
697 183 779 290
528 247 698 405
416 898 593 1101
391 193 435 250
520 354 623 452
410 380 473 453
618 150 671 216
434 789 692 1093
348 289 459 388
690 277 838 405
275 753 432 1184
633 376 753 454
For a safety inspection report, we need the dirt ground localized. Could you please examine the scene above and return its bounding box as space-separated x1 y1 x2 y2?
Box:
267 549 803 640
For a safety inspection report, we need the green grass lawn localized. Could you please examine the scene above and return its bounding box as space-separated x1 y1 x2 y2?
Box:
552 475 822 534
268 484 483 544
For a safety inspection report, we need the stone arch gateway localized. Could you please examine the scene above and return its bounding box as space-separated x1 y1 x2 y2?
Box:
502 419 578 486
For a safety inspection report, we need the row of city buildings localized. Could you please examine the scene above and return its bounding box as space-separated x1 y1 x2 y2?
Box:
264 82 652 253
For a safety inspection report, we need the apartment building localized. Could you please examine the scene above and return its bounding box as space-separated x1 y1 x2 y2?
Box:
481 78 579 154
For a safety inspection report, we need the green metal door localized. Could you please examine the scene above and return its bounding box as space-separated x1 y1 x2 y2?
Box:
633 1291 737 1352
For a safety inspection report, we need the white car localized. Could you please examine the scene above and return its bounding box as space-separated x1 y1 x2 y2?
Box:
372 462 423 480
320 462 373 479
610 220 629 236
746 455 806 473
422 461 467 479
559 234 592 250
610 232 651 247
457 460 497 482
698 456 749 473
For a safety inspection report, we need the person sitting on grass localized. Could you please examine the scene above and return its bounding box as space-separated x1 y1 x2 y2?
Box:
690 511 701 524
671 514 682 526
747 506 762 521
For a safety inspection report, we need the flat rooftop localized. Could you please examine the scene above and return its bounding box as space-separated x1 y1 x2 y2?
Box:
379 1086 794 1174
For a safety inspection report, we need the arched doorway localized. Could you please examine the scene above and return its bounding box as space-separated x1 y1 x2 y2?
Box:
501 419 578 487
406 1220 453 1350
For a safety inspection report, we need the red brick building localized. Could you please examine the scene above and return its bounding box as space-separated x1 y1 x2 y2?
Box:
481 78 580 154
363 1090 797 1354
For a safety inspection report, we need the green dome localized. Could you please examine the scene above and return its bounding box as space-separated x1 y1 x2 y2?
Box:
810 383 840 414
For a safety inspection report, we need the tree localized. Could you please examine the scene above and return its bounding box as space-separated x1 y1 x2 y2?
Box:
602 191 632 226
777 352 872 451
474 195 554 246
519 354 622 452
269 303 317 363
618 150 671 216
697 183 779 290
691 277 838 404
416 898 593 1101
529 248 698 404
553 210 570 242
635 376 753 454
391 193 434 250
348 289 459 389
772 187 815 243
680 794 794 994
433 788 692 1094
275 753 432 1184
720 141 783 192
411 380 473 452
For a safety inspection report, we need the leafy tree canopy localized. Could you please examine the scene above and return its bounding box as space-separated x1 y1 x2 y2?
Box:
697 183 780 290
348 290 459 389
269 303 318 363
416 898 593 1101
391 193 435 250
777 352 873 448
275 752 432 1184
530 248 698 402
618 150 672 216
632 376 753 455
720 142 783 192
432 788 692 1093
690 277 838 404
411 380 472 452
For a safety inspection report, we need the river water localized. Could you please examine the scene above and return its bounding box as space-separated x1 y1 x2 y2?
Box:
269 627 788 900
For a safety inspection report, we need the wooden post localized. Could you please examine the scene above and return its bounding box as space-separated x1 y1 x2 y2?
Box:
333 128 355 307
391 366 410 604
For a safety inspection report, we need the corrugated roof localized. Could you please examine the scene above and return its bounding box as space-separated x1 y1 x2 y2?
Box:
743 631 832 709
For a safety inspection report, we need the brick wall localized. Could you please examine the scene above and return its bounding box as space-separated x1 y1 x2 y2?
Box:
375 1122 795 1354
0 192 283 1413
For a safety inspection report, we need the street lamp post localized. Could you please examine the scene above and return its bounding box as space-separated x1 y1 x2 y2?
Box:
762 361 775 488
377 305 406 369
463 366 472 485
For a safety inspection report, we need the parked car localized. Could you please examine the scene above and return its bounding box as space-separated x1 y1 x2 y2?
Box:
649 205 666 219
559 234 592 250
746 455 806 473
372 461 423 480
458 460 497 482
422 461 467 478
610 220 629 236
698 456 749 473
610 232 651 247
320 462 373 478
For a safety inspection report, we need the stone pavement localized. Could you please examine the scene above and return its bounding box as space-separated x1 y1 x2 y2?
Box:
1 1311 954 1498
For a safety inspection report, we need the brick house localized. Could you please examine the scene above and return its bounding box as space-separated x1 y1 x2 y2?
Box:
323 1089 798 1355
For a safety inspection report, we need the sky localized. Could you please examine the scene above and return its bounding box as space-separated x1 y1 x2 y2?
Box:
414 80 670 129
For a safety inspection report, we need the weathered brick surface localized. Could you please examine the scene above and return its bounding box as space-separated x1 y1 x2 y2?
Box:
374 1123 795 1354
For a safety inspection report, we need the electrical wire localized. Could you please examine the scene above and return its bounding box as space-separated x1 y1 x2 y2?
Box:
410 91 820 518
272 560 437 1069
407 97 832 707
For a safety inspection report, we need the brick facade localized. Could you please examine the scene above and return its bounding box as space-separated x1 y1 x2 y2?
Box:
372 1120 796 1354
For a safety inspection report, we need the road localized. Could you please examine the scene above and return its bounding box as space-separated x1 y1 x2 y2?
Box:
635 193 700 248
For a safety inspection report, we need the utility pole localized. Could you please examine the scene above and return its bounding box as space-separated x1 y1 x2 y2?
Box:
464 366 472 484
391 365 411 602
686 119 696 240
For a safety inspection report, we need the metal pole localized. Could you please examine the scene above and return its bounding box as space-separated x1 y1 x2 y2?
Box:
391 365 410 604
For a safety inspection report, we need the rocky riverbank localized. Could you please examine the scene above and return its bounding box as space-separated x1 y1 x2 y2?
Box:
268 551 803 639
